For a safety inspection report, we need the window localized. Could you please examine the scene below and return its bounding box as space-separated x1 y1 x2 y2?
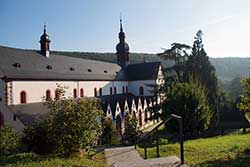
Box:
80 88 84 97
144 109 148 123
110 87 113 95
122 86 125 94
139 86 144 96
126 86 128 93
55 89 61 100
99 88 102 96
0 112 4 127
73 88 77 98
114 87 117 95
13 115 16 121
46 90 51 101
20 91 27 104
94 88 97 97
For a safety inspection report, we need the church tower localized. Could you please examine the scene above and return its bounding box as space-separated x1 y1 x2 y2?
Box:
116 19 129 68
40 25 51 58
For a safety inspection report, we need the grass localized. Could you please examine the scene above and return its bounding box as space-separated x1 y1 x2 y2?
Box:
0 151 107 167
137 132 250 167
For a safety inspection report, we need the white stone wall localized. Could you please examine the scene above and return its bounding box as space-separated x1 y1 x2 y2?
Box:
0 79 25 132
11 80 129 105
128 80 155 96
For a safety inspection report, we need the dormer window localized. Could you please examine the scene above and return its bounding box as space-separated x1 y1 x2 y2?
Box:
70 67 75 71
46 65 52 70
88 69 92 72
104 70 108 73
13 63 21 68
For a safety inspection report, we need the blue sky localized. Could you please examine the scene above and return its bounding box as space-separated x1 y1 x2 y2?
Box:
0 0 250 57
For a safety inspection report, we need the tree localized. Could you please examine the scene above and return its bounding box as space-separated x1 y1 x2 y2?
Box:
159 80 213 137
101 118 119 145
237 77 250 122
0 124 20 155
46 97 104 156
123 116 141 144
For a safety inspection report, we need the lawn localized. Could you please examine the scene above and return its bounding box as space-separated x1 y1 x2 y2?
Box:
137 132 250 167
0 152 107 167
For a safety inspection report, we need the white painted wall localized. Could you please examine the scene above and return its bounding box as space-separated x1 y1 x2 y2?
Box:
128 80 155 96
11 80 129 104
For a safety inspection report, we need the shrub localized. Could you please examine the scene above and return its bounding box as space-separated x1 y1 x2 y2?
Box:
0 124 20 155
101 118 120 145
22 121 55 154
160 80 213 137
46 98 104 156
123 116 140 144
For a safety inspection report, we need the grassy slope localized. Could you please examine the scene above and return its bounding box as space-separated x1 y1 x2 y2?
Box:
137 133 250 167
0 152 107 167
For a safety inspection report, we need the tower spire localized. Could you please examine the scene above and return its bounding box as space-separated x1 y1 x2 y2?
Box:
120 13 123 32
43 24 46 34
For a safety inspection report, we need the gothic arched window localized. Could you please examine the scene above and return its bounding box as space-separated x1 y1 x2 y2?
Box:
94 88 97 97
110 87 113 95
55 89 61 100
114 87 117 95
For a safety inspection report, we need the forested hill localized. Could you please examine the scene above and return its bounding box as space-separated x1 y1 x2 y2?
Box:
52 51 250 82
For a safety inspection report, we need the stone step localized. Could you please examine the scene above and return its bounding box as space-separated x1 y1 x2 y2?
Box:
105 146 187 167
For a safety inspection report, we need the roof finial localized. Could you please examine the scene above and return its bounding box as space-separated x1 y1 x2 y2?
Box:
43 24 46 34
120 13 123 32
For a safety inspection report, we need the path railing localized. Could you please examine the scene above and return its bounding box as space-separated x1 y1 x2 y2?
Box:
134 114 184 165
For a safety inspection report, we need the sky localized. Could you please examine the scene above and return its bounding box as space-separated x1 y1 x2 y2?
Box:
0 0 250 57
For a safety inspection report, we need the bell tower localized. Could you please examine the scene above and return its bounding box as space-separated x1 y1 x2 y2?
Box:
40 25 51 58
116 18 129 68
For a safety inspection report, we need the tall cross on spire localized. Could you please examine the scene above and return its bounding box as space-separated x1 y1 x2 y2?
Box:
120 13 123 32
43 24 46 34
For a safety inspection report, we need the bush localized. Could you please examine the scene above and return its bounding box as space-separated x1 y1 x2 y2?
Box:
22 121 55 154
101 118 120 145
46 97 104 156
123 116 140 144
0 124 20 155
160 81 213 137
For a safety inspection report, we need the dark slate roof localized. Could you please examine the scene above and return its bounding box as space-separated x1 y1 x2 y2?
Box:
8 102 49 126
0 46 123 81
125 62 161 80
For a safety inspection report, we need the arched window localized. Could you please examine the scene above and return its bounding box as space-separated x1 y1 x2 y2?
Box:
73 88 77 98
126 86 128 93
122 86 125 94
114 87 117 95
139 86 144 96
94 88 97 97
99 88 102 96
0 112 4 128
20 91 27 104
55 89 61 100
110 87 113 95
46 90 51 101
80 88 84 97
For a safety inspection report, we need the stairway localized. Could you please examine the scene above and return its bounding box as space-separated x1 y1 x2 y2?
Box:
105 146 187 167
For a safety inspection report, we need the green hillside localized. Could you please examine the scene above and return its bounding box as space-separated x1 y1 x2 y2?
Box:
52 51 250 82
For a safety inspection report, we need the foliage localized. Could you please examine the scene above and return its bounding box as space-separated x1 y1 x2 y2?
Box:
101 118 120 145
159 80 213 137
185 30 218 110
0 124 21 155
123 115 141 144
237 77 250 122
0 151 107 167
137 132 250 167
45 97 104 156
22 121 55 154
